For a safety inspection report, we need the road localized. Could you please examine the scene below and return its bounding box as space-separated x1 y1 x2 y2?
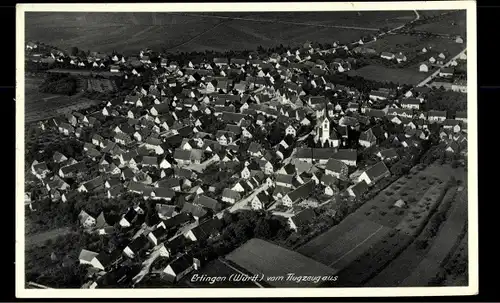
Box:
414 48 467 87
25 227 74 247
225 182 270 214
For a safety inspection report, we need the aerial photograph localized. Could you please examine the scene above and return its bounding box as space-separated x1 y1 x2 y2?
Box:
22 6 469 291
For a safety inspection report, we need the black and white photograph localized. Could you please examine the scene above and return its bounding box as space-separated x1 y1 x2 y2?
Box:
16 1 477 298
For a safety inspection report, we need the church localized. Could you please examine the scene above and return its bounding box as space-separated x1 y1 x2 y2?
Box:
313 110 340 148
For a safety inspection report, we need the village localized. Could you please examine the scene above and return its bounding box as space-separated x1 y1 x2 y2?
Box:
24 24 468 288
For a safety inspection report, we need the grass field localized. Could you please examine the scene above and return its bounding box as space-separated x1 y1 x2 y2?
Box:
25 11 416 54
225 238 337 287
347 65 428 85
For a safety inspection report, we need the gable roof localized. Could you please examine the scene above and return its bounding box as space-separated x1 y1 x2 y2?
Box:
286 180 315 203
364 161 390 181
331 149 357 162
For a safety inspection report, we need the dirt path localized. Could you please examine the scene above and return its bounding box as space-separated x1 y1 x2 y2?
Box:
25 227 74 247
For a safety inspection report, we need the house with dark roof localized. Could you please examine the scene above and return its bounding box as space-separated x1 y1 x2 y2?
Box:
401 98 420 110
377 148 399 161
359 128 377 148
222 188 241 204
325 158 349 180
347 180 369 197
123 235 150 259
282 180 315 208
288 208 317 231
180 202 208 221
193 195 222 212
331 149 357 166
184 218 222 242
358 161 390 186
78 176 104 193
161 254 200 283
250 190 274 210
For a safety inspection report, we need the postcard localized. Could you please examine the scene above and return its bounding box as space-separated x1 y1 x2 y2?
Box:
16 1 477 298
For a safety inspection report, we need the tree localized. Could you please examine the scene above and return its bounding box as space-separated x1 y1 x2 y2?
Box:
70 47 79 56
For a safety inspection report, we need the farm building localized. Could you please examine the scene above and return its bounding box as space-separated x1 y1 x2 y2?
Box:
400 98 420 110
439 67 455 78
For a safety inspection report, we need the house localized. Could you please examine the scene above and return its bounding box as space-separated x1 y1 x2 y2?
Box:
221 188 241 204
250 191 273 210
380 52 395 60
358 161 390 186
445 141 460 153
77 176 104 193
377 148 399 161
181 202 208 221
455 36 464 44
281 180 315 207
359 128 377 148
285 125 297 137
429 57 436 64
184 218 222 242
52 151 68 163
439 67 454 78
321 175 339 196
428 110 447 123
369 90 390 101
123 235 149 259
419 63 429 73
324 158 349 180
443 119 462 133
455 111 467 123
151 187 176 201
161 254 200 283
32 162 50 179
248 142 263 158
79 249 109 271
400 98 420 110
119 208 138 228
288 208 317 231
347 180 369 197
193 195 222 212
331 149 357 166
78 210 96 228
147 227 169 246
395 53 407 63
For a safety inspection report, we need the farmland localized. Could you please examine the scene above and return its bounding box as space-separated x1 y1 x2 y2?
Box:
25 11 416 54
347 65 428 85
412 10 466 37
297 164 465 286
86 79 117 93
225 238 337 287
24 77 100 123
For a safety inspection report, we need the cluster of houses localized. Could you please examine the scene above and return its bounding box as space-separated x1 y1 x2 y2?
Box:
26 34 468 288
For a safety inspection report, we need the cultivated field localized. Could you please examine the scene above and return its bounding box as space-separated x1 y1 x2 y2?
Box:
225 238 337 287
348 65 428 85
86 78 117 93
26 11 415 54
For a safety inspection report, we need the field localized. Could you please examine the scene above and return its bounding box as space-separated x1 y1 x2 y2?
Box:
369 34 465 59
442 233 468 286
347 65 428 85
225 238 337 287
297 164 465 286
25 11 416 54
400 188 468 286
24 77 101 123
413 10 466 37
